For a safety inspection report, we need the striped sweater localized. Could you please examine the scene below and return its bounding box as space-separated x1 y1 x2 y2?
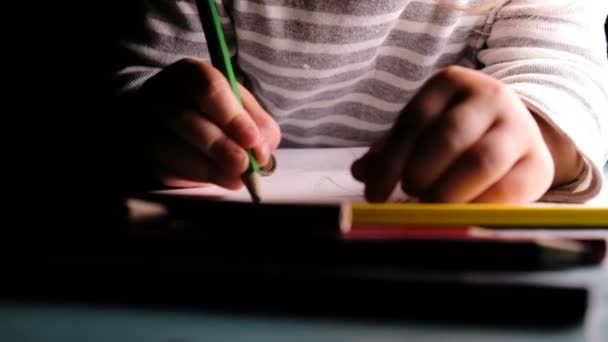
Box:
114 0 608 202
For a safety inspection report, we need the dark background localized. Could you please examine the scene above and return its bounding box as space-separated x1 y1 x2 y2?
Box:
1 3 606 231
1 2 136 230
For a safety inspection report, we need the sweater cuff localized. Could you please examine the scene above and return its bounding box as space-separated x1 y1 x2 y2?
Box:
114 67 161 95
539 155 603 203
521 99 604 203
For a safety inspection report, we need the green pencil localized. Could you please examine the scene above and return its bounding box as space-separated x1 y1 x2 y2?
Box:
196 0 261 203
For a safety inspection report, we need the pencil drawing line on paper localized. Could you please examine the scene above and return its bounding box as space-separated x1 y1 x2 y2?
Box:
315 175 362 195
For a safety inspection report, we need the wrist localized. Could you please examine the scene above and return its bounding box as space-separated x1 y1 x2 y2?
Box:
531 112 585 188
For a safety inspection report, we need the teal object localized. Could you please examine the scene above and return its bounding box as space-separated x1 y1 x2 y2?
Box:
0 300 590 342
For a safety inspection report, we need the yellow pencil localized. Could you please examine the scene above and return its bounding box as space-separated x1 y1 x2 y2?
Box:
339 203 608 232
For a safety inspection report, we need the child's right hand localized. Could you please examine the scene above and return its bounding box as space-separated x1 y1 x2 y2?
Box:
134 58 281 189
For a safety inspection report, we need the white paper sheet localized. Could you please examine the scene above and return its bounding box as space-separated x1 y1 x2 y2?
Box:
154 147 408 204
154 147 608 206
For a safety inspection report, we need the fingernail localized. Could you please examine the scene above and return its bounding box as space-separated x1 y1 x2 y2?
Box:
260 153 276 177
260 140 271 162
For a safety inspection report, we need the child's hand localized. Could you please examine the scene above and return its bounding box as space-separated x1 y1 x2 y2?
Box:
134 58 281 189
351 66 557 204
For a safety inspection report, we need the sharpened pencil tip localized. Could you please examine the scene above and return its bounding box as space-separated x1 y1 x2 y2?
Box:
243 172 262 204
252 193 261 204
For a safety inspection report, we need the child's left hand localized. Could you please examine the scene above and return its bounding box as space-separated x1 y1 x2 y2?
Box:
351 66 557 204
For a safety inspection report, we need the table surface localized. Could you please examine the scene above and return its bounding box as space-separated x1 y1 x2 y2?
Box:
1 166 606 342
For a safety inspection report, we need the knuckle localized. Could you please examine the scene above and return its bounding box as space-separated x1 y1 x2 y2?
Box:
440 128 466 155
416 102 440 122
467 144 504 175
176 57 200 69
213 138 248 173
409 100 439 125
204 75 232 102
435 65 466 82
208 137 228 159
186 114 215 148
479 80 508 100
174 57 206 76
201 135 218 157
228 114 258 145
438 113 469 153
437 65 463 79
227 111 247 130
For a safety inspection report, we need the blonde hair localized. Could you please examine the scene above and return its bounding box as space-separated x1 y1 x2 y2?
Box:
437 0 576 13
435 0 509 13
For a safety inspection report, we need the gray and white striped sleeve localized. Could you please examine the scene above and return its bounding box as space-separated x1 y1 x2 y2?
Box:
477 0 608 202
112 0 233 95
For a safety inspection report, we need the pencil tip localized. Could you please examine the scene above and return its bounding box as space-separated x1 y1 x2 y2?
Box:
243 172 262 204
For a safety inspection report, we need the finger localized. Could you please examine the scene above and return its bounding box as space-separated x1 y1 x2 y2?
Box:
156 134 244 190
157 175 211 189
402 98 497 196
171 110 250 175
423 124 527 203
364 71 463 202
351 135 387 182
351 155 370 182
144 58 261 148
193 63 261 148
239 84 281 165
472 149 554 204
